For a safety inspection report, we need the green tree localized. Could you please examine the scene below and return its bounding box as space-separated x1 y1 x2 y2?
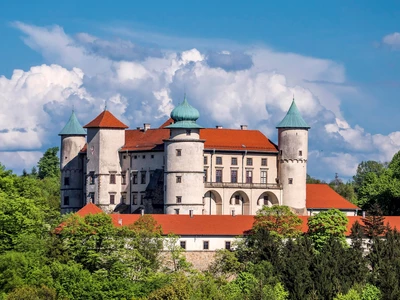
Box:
307 209 348 250
307 174 325 184
362 204 386 238
37 147 60 180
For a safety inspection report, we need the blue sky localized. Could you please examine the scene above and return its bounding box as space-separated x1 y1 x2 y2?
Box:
0 0 400 181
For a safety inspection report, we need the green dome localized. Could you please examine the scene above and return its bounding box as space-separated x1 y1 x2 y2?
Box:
166 96 203 129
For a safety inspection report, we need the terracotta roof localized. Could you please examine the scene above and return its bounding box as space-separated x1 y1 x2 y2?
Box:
306 184 360 210
74 205 400 237
84 110 128 129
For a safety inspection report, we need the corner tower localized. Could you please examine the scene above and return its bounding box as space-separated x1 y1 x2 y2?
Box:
276 98 310 214
164 96 205 215
59 111 87 213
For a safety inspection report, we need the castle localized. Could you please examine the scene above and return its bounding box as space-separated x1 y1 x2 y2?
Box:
59 97 359 216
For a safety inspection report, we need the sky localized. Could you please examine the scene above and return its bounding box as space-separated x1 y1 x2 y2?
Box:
0 0 400 181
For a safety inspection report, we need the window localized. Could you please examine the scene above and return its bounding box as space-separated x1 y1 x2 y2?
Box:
261 171 267 184
175 209 180 215
235 194 240 205
176 196 182 204
263 195 269 206
133 155 137 159
288 178 293 184
142 155 146 159
133 193 138 205
204 169 208 182
89 192 95 203
110 194 115 204
203 241 209 250
225 241 231 250
261 158 267 166
89 172 95 185
216 169 223 183
63 196 69 206
180 241 186 249
246 170 253 183
151 154 154 159
246 158 253 166
176 149 182 156
231 157 237 165
64 177 70 186
121 193 127 204
299 150 303 156
132 172 138 184
186 130 191 136
231 170 238 183
176 176 182 183
121 172 126 185
110 173 116 184
140 194 145 205
204 156 208 165
141 171 146 184
216 157 222 165
123 155 127 159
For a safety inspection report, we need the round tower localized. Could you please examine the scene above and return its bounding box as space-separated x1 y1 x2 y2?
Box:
276 99 310 215
59 111 87 213
164 96 205 215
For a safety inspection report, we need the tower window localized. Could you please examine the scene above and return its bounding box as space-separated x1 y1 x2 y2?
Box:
109 194 115 205
176 196 182 203
141 171 146 184
176 176 182 183
63 196 69 206
216 157 222 165
299 150 303 156
132 193 138 205
176 149 182 156
203 241 209 250
132 172 138 184
151 154 154 159
89 192 95 203
89 172 95 185
110 173 116 184
186 130 191 136
261 158 267 166
180 241 186 249
288 178 293 184
246 158 253 166
231 157 237 165
64 177 70 186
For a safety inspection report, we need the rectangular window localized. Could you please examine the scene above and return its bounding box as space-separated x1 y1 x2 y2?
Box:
176 196 182 204
141 171 146 184
203 241 209 250
225 241 231 250
176 149 182 156
246 170 253 183
231 157 237 165
110 194 115 205
64 177 70 186
246 158 253 166
134 155 137 159
231 170 238 183
89 172 95 185
132 193 138 205
288 178 293 184
204 169 208 182
176 176 182 183
89 192 95 204
261 171 267 184
151 154 154 159
235 195 240 205
216 169 223 183
142 155 146 159
204 156 208 165
63 196 69 206
140 194 145 205
132 172 138 184
299 150 303 156
175 209 180 215
216 157 222 165
186 130 191 136
261 158 267 166
121 172 126 185
180 241 186 249
263 195 269 206
110 173 116 184
121 193 127 204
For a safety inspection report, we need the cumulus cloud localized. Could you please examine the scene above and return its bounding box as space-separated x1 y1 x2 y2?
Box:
3 22 400 179
382 32 400 49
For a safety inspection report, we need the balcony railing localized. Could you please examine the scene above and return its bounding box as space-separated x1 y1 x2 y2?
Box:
204 182 282 189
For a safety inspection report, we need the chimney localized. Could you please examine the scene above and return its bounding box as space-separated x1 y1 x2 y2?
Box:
216 125 223 129
189 210 194 218
240 125 248 130
143 123 151 132
231 209 235 217
141 209 144 216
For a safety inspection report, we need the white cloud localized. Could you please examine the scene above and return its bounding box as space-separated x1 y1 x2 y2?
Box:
322 152 359 177
382 32 400 49
0 151 42 173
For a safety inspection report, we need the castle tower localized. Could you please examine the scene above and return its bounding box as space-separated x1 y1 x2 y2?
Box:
164 96 205 215
59 111 87 213
276 99 310 214
83 109 128 212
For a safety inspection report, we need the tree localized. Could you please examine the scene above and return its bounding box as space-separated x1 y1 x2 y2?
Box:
307 174 325 184
353 161 386 191
37 147 60 180
307 209 348 250
253 206 303 238
329 180 357 203
362 204 386 238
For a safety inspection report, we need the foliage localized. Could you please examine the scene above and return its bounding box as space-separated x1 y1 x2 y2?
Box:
253 205 303 238
362 204 386 238
329 180 357 203
307 174 325 184
307 209 348 250
37 147 60 180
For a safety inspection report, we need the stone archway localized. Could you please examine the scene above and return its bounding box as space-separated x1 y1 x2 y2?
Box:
257 191 279 208
204 190 222 215
230 191 250 215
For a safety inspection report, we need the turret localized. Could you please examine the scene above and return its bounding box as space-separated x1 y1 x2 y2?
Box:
164 96 205 215
83 109 128 212
59 111 87 213
276 99 310 214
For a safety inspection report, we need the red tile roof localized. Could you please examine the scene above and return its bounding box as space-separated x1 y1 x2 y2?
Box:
306 184 360 210
74 204 400 237
84 110 128 129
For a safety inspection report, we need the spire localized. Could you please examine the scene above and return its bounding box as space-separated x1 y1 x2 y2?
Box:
276 98 310 129
166 95 203 129
59 110 87 136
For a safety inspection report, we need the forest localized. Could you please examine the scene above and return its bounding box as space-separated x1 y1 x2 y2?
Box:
0 147 400 299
